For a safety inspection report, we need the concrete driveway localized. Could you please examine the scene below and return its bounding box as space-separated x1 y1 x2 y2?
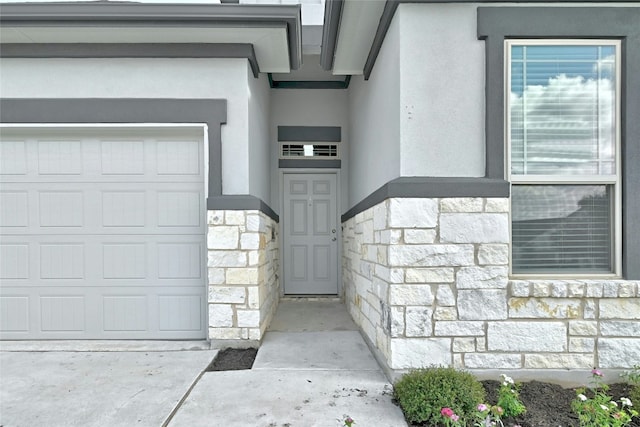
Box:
0 348 216 427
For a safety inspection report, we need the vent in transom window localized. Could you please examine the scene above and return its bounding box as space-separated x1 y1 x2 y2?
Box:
281 144 338 158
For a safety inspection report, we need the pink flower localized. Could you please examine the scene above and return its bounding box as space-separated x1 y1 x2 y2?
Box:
477 403 489 412
591 368 603 377
451 414 460 422
492 406 504 416
441 407 455 418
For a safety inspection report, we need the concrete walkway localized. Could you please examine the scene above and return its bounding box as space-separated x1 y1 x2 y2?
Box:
0 300 407 427
169 300 407 427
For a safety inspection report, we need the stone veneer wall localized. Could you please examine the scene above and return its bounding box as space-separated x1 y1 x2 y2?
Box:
207 210 279 342
342 197 639 378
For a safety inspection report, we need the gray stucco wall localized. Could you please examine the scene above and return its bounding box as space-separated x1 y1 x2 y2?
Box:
398 3 485 178
347 11 401 207
0 57 253 195
248 69 272 203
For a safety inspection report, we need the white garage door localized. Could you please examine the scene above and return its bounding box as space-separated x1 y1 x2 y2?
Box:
0 127 207 340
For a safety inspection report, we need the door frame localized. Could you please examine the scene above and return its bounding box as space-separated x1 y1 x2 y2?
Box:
279 169 342 297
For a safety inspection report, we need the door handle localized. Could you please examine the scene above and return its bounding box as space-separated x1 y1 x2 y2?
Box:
332 237 337 241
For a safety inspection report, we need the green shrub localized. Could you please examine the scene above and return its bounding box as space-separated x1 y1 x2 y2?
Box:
394 367 486 425
622 365 640 407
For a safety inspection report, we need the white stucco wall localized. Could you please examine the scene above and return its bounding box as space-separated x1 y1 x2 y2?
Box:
397 3 485 178
248 69 272 202
0 57 253 195
347 12 401 207
269 88 349 213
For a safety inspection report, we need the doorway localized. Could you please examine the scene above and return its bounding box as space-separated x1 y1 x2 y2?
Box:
282 172 338 295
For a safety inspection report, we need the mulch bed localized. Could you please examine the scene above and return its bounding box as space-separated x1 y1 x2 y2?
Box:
405 380 639 427
206 348 258 371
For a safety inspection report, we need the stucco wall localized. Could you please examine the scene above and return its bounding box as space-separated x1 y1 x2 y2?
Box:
0 57 252 196
347 12 401 208
269 88 349 212
398 3 485 178
248 70 272 202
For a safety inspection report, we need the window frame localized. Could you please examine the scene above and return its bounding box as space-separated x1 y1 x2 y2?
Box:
505 39 622 278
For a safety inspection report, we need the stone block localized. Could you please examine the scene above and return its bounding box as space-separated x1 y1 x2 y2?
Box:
440 198 483 213
406 268 454 283
569 321 598 336
208 251 247 268
373 202 387 231
551 283 568 298
389 285 434 306
586 283 603 298
434 307 458 320
600 321 640 337
508 298 581 319
453 353 464 369
226 268 259 285
207 268 225 285
207 210 224 225
208 304 234 327
603 282 619 298
569 337 595 353
458 290 507 320
209 287 246 304
208 327 243 340
464 353 521 369
246 214 261 232
600 299 640 319
404 229 437 244
388 198 438 228
478 244 509 265
390 338 451 369
456 266 508 289
405 307 433 337
435 321 484 336
236 310 260 327
225 211 245 225
619 283 637 297
567 283 585 298
390 306 405 337
240 233 260 250
475 338 486 352
599 338 640 368
389 244 474 267
484 198 509 213
436 285 456 306
453 337 476 352
440 213 509 243
510 281 530 297
524 354 593 369
248 328 262 341
207 226 239 249
390 230 402 244
488 322 566 352
532 283 551 297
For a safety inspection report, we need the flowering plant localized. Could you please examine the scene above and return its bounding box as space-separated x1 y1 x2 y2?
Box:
440 407 463 426
572 368 638 427
496 374 526 418
342 415 355 427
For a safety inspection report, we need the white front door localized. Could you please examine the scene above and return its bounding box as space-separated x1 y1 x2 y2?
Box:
283 173 338 295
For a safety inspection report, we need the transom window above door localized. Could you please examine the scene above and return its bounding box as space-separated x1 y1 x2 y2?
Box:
506 40 621 276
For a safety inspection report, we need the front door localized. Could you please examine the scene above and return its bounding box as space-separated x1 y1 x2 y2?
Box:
283 173 338 295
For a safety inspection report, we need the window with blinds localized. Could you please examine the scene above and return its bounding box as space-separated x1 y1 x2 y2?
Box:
281 144 339 158
507 41 621 275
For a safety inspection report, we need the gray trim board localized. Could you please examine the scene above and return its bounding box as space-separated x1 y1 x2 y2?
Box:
0 98 227 200
268 74 351 89
477 6 640 279
0 2 302 70
279 159 341 169
1 43 260 78
207 195 279 222
278 126 341 142
341 177 510 222
320 0 345 71
362 0 640 81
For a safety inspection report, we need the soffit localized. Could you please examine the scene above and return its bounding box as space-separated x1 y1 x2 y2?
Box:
0 2 302 73
329 0 385 75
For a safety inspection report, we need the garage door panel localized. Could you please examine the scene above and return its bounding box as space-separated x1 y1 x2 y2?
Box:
0 129 206 340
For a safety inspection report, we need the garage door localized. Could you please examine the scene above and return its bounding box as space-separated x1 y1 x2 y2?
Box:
0 127 207 339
